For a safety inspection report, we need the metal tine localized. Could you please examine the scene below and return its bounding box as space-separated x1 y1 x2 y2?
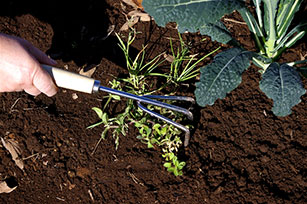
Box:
142 95 194 120
99 86 194 120
143 95 195 104
137 102 191 147
98 86 194 146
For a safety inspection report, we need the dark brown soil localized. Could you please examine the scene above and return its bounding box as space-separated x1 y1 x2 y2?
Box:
0 1 306 203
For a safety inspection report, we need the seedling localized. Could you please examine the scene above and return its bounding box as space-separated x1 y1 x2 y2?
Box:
165 33 220 85
143 0 307 117
115 31 166 93
163 152 186 176
87 106 129 152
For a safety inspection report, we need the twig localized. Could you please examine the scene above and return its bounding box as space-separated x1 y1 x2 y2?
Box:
223 18 247 25
91 126 118 155
22 153 39 161
163 37 180 41
91 137 104 155
88 189 95 201
127 172 144 186
9 98 22 113
9 97 48 112
55 197 65 202
22 106 48 111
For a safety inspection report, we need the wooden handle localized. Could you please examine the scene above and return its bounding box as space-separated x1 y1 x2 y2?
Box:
41 64 99 94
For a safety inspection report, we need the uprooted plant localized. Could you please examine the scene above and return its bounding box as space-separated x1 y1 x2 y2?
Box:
143 0 307 117
88 30 218 176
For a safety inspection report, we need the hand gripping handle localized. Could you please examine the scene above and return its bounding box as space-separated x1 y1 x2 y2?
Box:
41 64 100 94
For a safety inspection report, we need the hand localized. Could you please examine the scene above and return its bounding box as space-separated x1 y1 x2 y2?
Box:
0 33 57 97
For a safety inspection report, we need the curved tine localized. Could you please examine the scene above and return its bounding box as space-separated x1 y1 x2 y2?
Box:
99 86 193 120
137 101 190 147
143 95 195 104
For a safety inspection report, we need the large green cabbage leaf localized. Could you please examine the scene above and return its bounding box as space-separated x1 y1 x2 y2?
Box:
142 0 245 43
195 48 253 106
259 63 306 116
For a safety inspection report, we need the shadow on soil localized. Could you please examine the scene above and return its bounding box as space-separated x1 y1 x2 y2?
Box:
1 1 114 65
0 0 177 70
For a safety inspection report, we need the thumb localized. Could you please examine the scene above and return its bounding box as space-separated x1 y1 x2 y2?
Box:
32 63 58 97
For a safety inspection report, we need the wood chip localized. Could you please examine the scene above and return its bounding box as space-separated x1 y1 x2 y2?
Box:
163 53 175 63
128 10 151 22
121 0 143 9
76 167 91 179
1 137 24 170
120 11 152 31
72 93 78 100
133 0 143 9
79 65 97 77
120 16 139 31
0 180 17 194
88 189 94 201
101 25 115 40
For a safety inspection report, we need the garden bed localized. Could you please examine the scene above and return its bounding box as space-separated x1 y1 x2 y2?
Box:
0 0 306 203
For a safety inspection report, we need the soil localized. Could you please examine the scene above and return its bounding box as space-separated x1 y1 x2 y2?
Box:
0 1 306 203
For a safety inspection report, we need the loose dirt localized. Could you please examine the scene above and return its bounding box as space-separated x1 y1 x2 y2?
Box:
0 1 306 203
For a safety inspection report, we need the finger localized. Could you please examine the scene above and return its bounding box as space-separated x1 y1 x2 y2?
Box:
32 63 58 97
24 86 41 96
24 41 57 66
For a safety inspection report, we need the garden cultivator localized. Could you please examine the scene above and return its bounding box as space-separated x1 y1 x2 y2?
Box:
42 64 194 146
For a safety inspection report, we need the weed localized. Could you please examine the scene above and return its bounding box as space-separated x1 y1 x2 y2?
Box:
165 33 220 85
88 29 216 175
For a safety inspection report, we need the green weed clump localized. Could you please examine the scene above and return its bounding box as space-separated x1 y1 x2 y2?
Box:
88 30 219 176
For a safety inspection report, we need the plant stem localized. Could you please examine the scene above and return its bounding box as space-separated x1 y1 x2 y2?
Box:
263 0 278 58
252 57 270 72
287 59 307 67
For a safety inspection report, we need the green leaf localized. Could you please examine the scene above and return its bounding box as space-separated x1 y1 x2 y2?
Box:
134 121 143 128
147 142 154 148
92 107 103 119
274 22 307 53
239 7 265 53
102 113 109 124
86 121 103 129
169 152 175 160
263 0 278 38
198 21 233 44
161 126 168 136
136 135 144 140
153 124 161 135
195 48 253 106
239 8 264 37
163 162 172 168
173 159 179 166
167 167 175 173
101 128 109 140
259 63 306 116
263 0 279 56
144 126 152 136
252 0 263 29
178 161 186 169
276 0 303 39
151 138 160 145
139 127 144 135
111 95 121 100
173 168 179 176
142 0 245 44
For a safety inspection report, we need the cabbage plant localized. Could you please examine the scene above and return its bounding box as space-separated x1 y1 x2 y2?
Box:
143 0 306 116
